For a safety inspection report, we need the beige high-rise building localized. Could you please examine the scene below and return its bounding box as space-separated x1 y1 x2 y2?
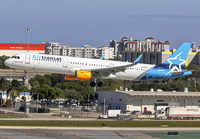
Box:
45 42 114 59
109 37 170 58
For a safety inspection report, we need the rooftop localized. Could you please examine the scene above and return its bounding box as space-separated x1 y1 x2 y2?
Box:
146 37 155 40
98 90 200 97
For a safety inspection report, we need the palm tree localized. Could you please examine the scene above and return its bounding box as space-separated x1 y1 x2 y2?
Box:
7 80 21 101
7 86 18 102
0 78 8 105
20 85 29 102
0 78 8 91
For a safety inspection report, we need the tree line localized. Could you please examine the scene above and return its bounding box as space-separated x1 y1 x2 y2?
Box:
0 55 9 69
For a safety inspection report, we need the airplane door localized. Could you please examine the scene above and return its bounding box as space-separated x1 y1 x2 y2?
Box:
109 63 114 67
25 54 30 64
63 57 68 68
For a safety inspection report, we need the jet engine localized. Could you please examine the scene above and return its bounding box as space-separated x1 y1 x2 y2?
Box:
64 70 92 81
64 74 76 80
75 70 91 80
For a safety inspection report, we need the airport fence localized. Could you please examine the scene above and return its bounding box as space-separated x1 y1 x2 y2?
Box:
0 101 105 119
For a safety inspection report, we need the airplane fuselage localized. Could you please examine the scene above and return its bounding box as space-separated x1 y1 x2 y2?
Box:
4 53 191 81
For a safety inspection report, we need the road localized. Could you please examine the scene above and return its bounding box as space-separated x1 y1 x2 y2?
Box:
2 107 200 122
0 69 47 81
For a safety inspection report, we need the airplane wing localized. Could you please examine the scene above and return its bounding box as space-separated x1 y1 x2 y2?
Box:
81 62 137 77
80 54 143 77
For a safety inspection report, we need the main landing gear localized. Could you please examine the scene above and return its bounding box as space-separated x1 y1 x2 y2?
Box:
89 82 96 87
97 81 103 87
89 80 104 87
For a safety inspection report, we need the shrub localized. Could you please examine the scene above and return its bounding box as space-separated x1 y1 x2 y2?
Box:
5 99 11 107
38 108 50 113
19 106 25 112
2 100 12 107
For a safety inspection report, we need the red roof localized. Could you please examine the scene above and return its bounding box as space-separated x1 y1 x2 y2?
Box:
122 37 128 39
146 37 155 40
165 41 170 44
0 43 45 50
122 37 128 41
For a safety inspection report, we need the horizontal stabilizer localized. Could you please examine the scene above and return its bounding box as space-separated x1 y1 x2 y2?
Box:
171 70 193 75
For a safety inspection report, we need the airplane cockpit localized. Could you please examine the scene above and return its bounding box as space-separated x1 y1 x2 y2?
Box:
11 56 20 59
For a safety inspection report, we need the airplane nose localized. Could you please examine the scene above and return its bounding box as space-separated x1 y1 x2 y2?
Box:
4 59 11 67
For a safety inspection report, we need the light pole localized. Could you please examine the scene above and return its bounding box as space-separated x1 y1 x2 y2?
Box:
87 94 89 117
26 28 31 53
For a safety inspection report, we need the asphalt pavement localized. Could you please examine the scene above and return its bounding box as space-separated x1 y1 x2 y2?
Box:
0 127 200 139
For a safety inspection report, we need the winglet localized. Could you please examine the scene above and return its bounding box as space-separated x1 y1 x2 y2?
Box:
134 54 143 63
100 55 104 60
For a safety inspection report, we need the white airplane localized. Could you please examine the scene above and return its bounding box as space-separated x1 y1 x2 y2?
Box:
5 43 192 87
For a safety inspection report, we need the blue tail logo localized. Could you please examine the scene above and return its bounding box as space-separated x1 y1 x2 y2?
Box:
160 42 191 75
141 42 192 81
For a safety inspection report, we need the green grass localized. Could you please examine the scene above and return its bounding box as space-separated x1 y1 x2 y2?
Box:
0 113 26 118
0 121 200 127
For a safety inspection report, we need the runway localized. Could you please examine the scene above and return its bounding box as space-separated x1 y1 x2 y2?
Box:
0 127 200 139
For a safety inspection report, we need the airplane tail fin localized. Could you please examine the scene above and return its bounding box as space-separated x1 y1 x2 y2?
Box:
160 42 191 69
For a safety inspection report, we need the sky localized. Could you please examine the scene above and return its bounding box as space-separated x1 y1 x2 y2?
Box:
1 0 200 49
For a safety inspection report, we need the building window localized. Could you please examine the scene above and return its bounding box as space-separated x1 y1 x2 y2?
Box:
116 106 120 109
157 100 164 102
119 99 122 101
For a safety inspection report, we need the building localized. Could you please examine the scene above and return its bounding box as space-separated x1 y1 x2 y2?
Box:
122 48 200 66
98 89 200 114
109 37 170 58
0 91 31 103
45 39 200 66
0 91 7 103
118 38 199 66
191 42 197 52
18 92 32 102
45 42 114 59
0 43 45 57
69 45 97 58
96 46 114 60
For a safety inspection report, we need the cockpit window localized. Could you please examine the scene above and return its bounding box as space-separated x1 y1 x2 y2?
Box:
12 56 20 59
